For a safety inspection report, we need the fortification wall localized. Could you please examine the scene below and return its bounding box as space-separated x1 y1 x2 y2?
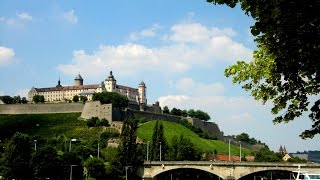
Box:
186 117 224 140
80 101 112 123
131 110 182 122
0 103 84 114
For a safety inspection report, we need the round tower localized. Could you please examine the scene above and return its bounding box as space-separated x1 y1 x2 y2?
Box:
105 71 116 92
74 74 83 86
138 81 147 104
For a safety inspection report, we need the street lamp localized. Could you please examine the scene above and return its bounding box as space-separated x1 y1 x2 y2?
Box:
70 165 78 180
69 138 77 152
125 166 132 180
147 141 149 161
239 141 242 162
228 139 231 161
34 140 37 151
97 137 100 158
160 141 162 161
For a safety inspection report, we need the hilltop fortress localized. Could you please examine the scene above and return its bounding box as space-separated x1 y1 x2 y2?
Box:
1 71 224 140
28 71 147 105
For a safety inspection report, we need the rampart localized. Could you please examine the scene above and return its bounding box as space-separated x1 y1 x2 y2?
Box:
0 103 84 114
186 117 224 140
80 101 112 124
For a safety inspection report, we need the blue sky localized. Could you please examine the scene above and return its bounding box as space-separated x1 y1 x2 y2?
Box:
1 0 319 152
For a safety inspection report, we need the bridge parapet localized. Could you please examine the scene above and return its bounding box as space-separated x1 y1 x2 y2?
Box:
139 161 320 180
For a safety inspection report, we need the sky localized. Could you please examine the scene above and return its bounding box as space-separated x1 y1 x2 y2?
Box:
1 0 319 152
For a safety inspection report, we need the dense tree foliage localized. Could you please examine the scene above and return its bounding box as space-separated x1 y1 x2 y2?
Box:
168 134 201 161
2 132 33 179
168 107 211 121
80 95 88 103
208 0 320 138
72 95 79 102
31 144 62 179
0 95 27 104
150 121 168 161
92 92 129 109
235 132 261 145
255 148 282 162
33 95 45 103
85 157 107 180
162 106 170 114
116 118 142 177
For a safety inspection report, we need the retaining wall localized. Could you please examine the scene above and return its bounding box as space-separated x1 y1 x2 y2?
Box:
0 103 84 114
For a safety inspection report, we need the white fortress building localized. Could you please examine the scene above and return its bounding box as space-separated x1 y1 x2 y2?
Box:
28 71 147 105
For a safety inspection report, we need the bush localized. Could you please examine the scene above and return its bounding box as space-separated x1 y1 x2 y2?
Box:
100 131 119 140
99 118 110 127
87 117 98 127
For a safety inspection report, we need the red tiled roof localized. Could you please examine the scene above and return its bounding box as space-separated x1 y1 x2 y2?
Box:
35 84 99 92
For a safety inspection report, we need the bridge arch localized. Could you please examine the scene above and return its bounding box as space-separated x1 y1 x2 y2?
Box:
239 169 294 179
145 165 224 179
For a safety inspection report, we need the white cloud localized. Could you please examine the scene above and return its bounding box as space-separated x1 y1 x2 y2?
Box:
17 12 33 21
0 12 32 26
169 23 236 43
62 9 78 24
57 22 252 79
0 46 15 65
173 78 224 96
129 24 161 40
15 88 30 98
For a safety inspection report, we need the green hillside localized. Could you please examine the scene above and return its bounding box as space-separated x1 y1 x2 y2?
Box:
0 113 103 141
137 120 252 155
0 113 252 155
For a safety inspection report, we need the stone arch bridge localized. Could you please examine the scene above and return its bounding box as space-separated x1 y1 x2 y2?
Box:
137 161 320 179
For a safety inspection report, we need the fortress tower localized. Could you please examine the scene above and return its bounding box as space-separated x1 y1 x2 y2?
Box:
105 71 116 92
138 81 147 104
74 74 83 86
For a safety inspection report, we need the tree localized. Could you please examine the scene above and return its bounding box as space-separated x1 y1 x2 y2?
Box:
208 0 320 138
2 132 33 179
168 134 200 161
235 133 250 142
150 121 168 161
0 96 14 104
115 118 142 178
33 95 45 103
255 147 282 162
59 151 83 180
162 106 170 114
92 92 128 109
72 95 79 102
170 107 182 116
85 157 107 180
80 96 88 103
21 97 28 104
31 144 61 179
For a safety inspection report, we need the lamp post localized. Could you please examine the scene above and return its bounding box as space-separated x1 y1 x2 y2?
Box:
125 166 132 180
97 137 100 158
239 141 242 162
34 140 37 151
70 165 78 180
228 140 231 161
69 138 77 152
160 141 162 161
147 141 149 161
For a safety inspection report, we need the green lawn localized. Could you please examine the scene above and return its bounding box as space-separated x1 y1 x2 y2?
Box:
137 120 252 155
0 113 103 141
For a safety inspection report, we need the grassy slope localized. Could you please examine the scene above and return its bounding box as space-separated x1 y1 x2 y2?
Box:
136 120 252 155
0 113 103 141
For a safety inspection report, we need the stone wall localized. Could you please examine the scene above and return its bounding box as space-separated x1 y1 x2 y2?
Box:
186 117 224 140
80 101 112 124
0 103 84 114
131 110 182 122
